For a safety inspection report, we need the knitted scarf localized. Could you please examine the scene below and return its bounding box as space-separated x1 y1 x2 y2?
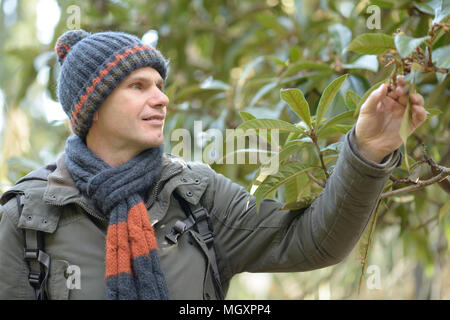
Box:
64 135 170 300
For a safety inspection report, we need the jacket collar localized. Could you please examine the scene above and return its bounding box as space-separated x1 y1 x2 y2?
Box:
43 152 185 222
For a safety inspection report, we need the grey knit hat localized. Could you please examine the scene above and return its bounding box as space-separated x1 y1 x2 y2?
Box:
55 29 169 140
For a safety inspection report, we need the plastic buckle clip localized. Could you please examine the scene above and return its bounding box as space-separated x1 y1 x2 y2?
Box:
202 232 214 246
165 220 187 244
28 272 41 287
24 248 40 261
192 208 208 221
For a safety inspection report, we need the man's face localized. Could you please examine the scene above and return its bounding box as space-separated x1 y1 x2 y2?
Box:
89 67 169 152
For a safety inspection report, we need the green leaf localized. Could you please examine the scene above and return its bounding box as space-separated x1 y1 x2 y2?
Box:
221 148 277 162
394 34 431 58
237 118 305 134
280 88 312 129
433 0 450 24
358 200 381 290
239 56 266 85
370 0 395 9
425 108 443 117
432 45 450 83
343 55 379 72
283 174 309 205
399 76 417 170
250 82 278 107
266 56 288 67
239 111 256 122
289 46 302 63
439 200 450 221
333 124 353 134
253 163 314 209
353 80 385 117
413 1 435 14
279 138 313 162
329 23 352 55
320 141 344 154
257 12 286 34
176 85 204 101
199 76 231 90
318 110 355 137
281 60 333 79
345 90 361 110
281 194 319 211
226 120 281 153
347 33 395 55
314 74 348 128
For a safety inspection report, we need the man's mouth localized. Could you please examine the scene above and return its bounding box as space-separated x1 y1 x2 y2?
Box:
142 114 165 125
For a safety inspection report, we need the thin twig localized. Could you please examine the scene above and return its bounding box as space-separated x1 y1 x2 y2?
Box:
411 214 439 231
358 199 382 295
389 175 418 186
311 134 329 179
306 171 326 188
381 165 450 198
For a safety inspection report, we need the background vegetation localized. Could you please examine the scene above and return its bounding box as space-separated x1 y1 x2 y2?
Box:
0 0 448 299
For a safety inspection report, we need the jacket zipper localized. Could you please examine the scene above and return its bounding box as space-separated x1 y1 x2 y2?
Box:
45 198 108 222
148 165 183 206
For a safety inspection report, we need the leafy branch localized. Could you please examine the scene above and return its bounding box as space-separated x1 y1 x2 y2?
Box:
344 3 449 295
381 148 450 199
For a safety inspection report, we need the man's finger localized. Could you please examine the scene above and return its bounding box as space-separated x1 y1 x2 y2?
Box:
410 93 424 106
396 75 406 87
397 95 408 106
411 104 427 128
388 91 398 100
395 84 409 97
362 83 388 113
382 96 405 114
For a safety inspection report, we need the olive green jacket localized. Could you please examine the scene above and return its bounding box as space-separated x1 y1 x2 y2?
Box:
0 129 401 299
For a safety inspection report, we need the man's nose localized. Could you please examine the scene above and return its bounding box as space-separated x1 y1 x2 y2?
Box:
148 87 169 108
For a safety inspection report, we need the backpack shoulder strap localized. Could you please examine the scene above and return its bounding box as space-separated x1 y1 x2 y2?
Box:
13 164 56 300
168 191 225 300
16 193 50 300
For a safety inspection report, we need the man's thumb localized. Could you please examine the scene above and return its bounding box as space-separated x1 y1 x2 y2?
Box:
361 83 388 113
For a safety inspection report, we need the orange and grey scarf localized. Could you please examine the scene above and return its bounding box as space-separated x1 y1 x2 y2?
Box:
64 135 169 299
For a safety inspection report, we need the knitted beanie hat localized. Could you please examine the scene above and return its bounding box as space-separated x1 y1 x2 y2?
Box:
55 29 169 140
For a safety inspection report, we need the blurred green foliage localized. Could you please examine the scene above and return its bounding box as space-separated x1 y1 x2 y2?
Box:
0 0 449 299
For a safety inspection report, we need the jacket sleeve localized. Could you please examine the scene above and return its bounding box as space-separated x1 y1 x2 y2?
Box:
208 127 401 282
0 199 36 299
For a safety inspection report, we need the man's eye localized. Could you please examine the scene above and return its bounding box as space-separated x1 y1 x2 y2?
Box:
131 83 142 89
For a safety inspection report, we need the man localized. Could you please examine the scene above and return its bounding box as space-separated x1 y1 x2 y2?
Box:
0 29 426 300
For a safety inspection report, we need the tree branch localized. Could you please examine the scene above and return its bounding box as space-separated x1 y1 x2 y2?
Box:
311 134 329 179
306 170 326 188
381 165 450 198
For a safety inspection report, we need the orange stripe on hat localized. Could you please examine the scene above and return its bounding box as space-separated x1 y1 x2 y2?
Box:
70 45 154 127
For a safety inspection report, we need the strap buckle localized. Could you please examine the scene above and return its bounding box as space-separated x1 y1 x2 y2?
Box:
202 232 214 246
165 220 187 244
28 272 41 287
192 207 208 221
24 248 40 261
